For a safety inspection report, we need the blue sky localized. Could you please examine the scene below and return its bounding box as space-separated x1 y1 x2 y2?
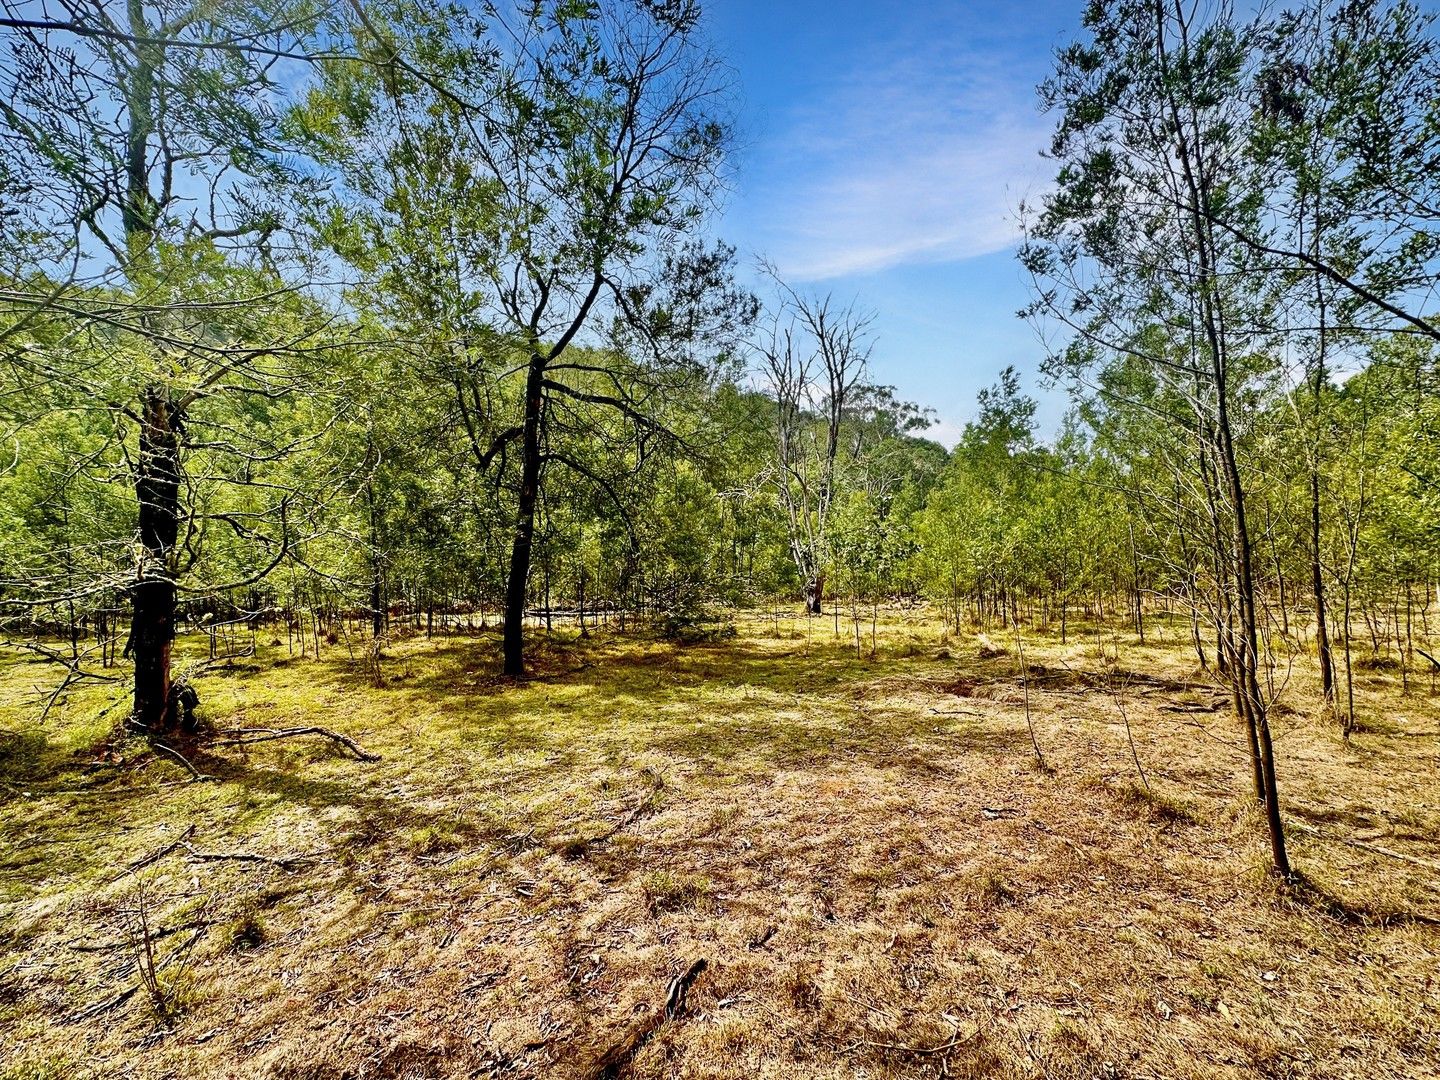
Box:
704 0 1081 444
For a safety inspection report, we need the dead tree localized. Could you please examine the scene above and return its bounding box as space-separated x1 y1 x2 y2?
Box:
756 277 873 615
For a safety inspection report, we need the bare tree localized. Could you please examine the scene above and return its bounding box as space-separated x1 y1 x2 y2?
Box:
755 275 873 615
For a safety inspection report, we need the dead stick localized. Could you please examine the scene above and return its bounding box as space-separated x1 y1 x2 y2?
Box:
179 842 315 871
151 741 212 782
1289 821 1440 874
213 726 379 761
108 824 197 883
844 1025 980 1057
591 959 707 1079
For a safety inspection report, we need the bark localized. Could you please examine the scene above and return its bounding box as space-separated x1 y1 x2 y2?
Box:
131 387 182 733
804 572 825 615
1157 0 1289 876
503 356 546 677
1311 466 1335 702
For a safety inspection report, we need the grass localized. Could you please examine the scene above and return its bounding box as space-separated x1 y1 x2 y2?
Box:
1 608 1438 1078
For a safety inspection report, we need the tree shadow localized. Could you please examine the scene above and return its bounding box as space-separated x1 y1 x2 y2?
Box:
1283 870 1440 929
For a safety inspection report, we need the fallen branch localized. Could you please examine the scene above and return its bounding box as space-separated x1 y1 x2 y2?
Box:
1290 820 1440 875
842 1025 980 1057
590 958 706 1079
66 984 137 1023
179 841 316 872
212 726 379 762
151 742 213 782
663 958 707 1018
70 920 209 953
981 806 1020 819
108 824 197 883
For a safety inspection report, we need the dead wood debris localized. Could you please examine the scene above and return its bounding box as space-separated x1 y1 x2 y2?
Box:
151 741 213 782
747 924 777 950
108 824 198 883
589 958 707 1079
840 1024 981 1057
212 726 380 761
178 841 316 871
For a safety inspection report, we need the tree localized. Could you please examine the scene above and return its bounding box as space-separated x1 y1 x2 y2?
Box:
1023 0 1293 876
756 280 874 614
296 0 749 676
0 0 344 733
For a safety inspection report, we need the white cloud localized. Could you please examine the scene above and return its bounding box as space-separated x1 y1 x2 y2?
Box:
921 417 965 449
750 28 1051 282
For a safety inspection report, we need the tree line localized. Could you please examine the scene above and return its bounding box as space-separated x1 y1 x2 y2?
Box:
4 0 1440 880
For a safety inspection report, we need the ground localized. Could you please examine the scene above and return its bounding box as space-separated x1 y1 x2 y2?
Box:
1 609 1438 1079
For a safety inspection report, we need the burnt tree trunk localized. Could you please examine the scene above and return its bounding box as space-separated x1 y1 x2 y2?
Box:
131 387 183 734
503 356 546 677
804 572 825 615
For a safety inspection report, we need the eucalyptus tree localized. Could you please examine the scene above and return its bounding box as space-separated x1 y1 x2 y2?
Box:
1023 0 1293 875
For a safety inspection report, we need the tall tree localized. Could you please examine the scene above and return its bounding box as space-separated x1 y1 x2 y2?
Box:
1023 0 1292 876
296 0 748 676
0 0 341 733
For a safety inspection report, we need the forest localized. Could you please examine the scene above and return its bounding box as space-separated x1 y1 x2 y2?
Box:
1 0 1438 1076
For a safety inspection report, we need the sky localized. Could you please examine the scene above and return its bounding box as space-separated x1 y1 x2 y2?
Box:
704 0 1082 445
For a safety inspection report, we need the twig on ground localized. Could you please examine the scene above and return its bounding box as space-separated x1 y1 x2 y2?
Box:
151 742 213 782
179 841 317 872
842 1024 980 1057
69 920 209 953
590 958 707 1079
108 824 197 883
1289 820 1440 875
66 984 138 1022
212 726 379 761
663 958 707 1018
747 925 777 949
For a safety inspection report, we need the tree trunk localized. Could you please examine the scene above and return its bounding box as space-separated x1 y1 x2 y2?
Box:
131 387 183 733
503 357 545 677
804 572 825 615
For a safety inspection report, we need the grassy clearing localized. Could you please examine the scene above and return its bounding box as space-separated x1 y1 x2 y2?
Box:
1 609 1438 1078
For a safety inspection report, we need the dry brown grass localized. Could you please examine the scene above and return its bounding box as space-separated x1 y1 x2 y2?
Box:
1 608 1438 1079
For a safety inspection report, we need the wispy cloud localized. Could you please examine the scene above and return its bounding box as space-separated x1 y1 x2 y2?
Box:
749 25 1052 282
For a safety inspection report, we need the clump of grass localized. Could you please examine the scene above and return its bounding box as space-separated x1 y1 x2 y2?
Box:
701 803 738 835
641 869 714 914
404 821 474 856
972 871 1015 907
227 907 268 952
1049 1016 1091 1050
1355 654 1401 672
1349 714 1398 735
1391 805 1429 833
1094 778 1197 825
0 1052 83 1080
781 967 821 1011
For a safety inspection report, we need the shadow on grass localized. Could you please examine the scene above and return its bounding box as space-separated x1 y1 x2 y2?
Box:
0 627 1035 895
1283 870 1440 929
290 631 1033 772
